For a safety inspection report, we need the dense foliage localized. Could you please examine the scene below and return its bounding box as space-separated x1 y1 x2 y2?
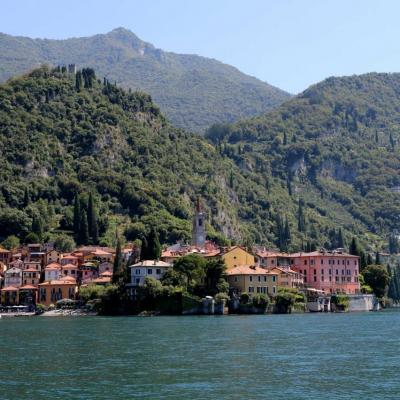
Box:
0 28 290 133
206 73 400 252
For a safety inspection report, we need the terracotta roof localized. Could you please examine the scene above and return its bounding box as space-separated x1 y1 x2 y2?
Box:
19 285 38 290
290 251 359 258
23 268 39 273
91 277 111 284
39 276 77 286
226 265 278 276
131 260 171 268
62 263 78 270
0 247 10 254
90 249 112 256
45 262 61 270
100 271 113 277
62 255 78 260
1 286 19 291
256 250 290 257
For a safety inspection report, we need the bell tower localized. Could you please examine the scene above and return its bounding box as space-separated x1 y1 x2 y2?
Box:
192 197 206 248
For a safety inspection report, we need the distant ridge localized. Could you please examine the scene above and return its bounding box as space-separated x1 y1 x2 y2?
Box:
0 27 291 132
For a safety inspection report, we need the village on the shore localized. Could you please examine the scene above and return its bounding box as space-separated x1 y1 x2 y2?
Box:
0 199 384 316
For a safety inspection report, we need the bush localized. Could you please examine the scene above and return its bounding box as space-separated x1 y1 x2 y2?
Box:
331 294 349 311
240 292 250 305
252 293 270 309
274 291 295 314
214 292 229 304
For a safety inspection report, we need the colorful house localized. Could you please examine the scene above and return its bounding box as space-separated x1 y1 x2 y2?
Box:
128 260 172 287
290 249 360 294
44 263 62 281
38 276 78 306
4 267 22 288
226 265 279 297
220 246 255 270
61 263 79 279
22 269 40 286
1 286 19 305
268 266 304 289
45 249 62 265
254 249 291 269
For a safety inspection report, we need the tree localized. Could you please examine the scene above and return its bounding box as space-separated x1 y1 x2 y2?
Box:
390 132 395 150
389 234 399 254
173 254 206 291
112 238 123 285
141 228 161 260
87 192 99 244
367 253 373 265
297 201 306 232
75 71 82 91
362 264 390 298
78 210 89 245
204 258 227 296
1 235 20 250
23 187 30 208
53 234 76 252
31 215 44 239
349 237 361 256
25 232 39 244
337 228 345 248
375 251 381 265
73 194 81 236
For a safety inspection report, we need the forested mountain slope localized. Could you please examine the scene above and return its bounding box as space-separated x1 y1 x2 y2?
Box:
0 28 290 133
207 73 400 251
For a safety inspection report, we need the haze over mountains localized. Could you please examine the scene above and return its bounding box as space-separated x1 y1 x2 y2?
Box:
0 27 291 132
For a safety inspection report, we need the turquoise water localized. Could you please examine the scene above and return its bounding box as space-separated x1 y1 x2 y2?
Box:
1 311 400 399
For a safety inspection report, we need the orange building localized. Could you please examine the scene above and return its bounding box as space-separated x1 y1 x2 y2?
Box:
38 276 78 306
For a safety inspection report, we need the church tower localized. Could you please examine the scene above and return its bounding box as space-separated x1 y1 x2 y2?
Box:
192 197 206 248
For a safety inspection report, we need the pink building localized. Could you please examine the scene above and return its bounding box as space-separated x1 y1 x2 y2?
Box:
290 249 360 294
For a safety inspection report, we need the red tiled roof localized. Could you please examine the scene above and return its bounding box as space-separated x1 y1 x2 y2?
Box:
1 286 19 291
62 263 78 270
45 262 61 270
289 251 359 258
19 285 38 290
226 265 278 276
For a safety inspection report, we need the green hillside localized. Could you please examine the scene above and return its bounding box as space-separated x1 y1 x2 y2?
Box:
1 68 398 253
0 28 290 133
207 73 400 252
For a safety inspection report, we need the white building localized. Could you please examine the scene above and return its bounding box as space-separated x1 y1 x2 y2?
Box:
44 263 62 281
4 267 22 288
128 260 172 287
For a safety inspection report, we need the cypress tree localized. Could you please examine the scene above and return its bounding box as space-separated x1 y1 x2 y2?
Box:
75 71 82 91
146 228 161 260
390 132 395 150
375 251 381 265
337 228 345 248
367 253 373 265
87 192 99 244
112 238 123 284
283 218 291 251
32 215 43 239
140 236 149 261
349 237 360 256
73 195 81 236
78 210 89 245
297 201 306 232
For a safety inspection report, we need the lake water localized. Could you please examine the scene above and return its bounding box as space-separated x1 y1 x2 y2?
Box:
1 311 400 399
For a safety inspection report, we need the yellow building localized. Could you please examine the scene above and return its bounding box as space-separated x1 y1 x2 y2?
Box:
226 265 279 297
221 246 255 270
38 276 78 306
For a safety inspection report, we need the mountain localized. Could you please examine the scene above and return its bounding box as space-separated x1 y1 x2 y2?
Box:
0 66 284 246
0 28 291 133
207 72 400 252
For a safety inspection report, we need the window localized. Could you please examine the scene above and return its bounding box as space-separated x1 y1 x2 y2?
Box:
135 269 140 275
304 277 307 283
336 269 339 275
314 276 317 282
310 259 315 265
314 269 317 275
329 276 332 282
321 269 324 275
342 260 345 265
321 259 324 265
248 286 254 293
273 286 276 294
303 269 307 275
347 260 350 265
304 260 308 265
156 269 161 275
258 276 261 282
263 276 267 282
341 270 345 275
256 287 261 293
272 276 276 282
135 278 140 284
147 269 153 275
249 276 253 282
266 287 269 294
234 277 238 282
335 277 339 282
321 277 324 282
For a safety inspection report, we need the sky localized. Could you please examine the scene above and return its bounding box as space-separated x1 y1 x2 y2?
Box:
2 0 400 93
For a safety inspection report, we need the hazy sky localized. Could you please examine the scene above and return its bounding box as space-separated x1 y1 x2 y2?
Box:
2 0 400 93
